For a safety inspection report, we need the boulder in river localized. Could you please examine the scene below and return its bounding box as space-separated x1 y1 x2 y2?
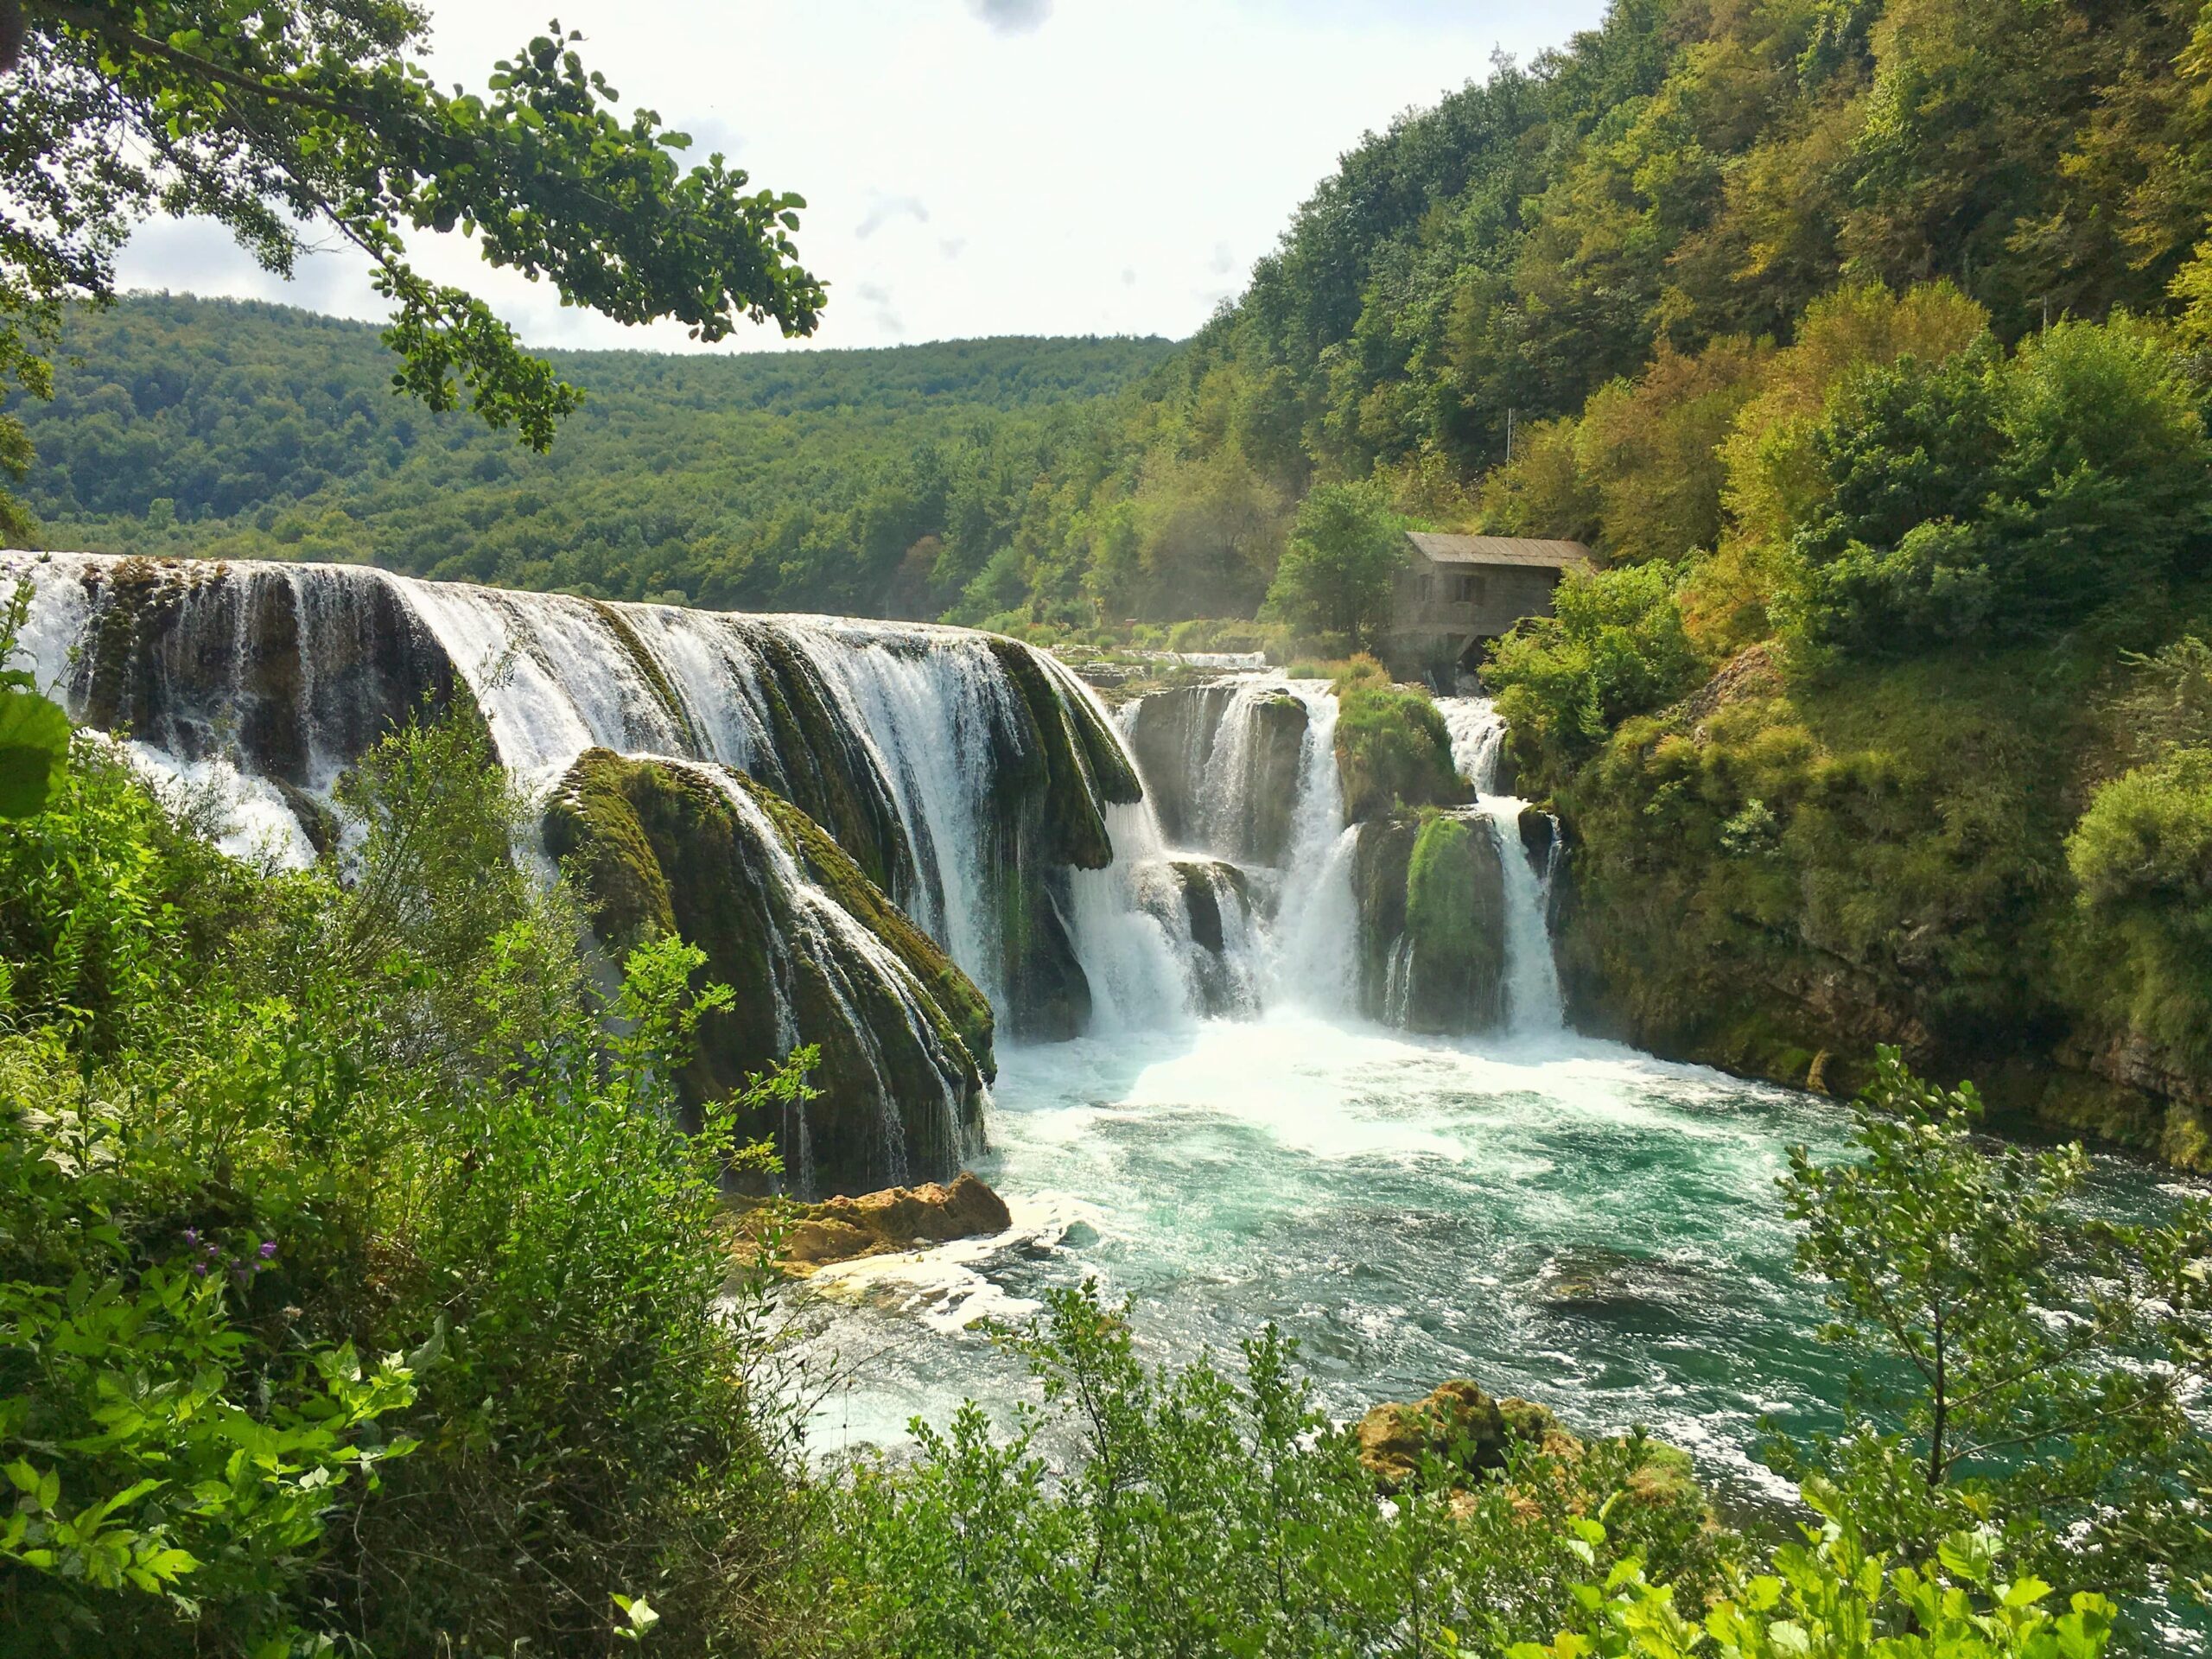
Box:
1354 1378 1700 1515
546 749 993 1198
1355 1380 1569 1493
1351 810 1507 1033
736 1171 1014 1275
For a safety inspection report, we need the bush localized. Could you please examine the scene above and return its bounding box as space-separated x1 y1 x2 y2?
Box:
1331 662 1465 821
0 715 817 1656
1788 321 2212 656
1485 563 1705 791
813 1282 1721 1659
2066 747 2212 1065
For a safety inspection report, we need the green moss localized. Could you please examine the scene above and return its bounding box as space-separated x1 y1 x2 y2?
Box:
1332 679 1467 823
745 630 910 893
743 774 995 1081
1402 813 1506 1033
1551 639 2103 1118
543 750 990 1192
543 749 679 944
590 599 702 753
985 634 1127 868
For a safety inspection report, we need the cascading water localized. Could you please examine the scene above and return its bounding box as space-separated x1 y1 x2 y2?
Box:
3 550 1136 1193
1080 673 1350 1021
4 553 1113 1018
1439 694 1566 1033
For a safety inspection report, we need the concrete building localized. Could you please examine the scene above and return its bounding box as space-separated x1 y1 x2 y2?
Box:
1380 531 1594 682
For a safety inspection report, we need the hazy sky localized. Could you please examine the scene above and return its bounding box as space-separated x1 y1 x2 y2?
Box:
117 1 1609 353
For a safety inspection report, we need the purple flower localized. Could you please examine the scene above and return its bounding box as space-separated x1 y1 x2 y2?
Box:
182 1229 199 1246
191 1262 207 1278
258 1242 277 1260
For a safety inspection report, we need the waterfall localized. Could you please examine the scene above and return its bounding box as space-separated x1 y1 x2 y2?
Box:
1438 695 1566 1034
5 546 1576 1182
696 763 980 1185
3 553 1124 1027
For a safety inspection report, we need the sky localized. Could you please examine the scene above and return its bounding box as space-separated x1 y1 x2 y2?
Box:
116 0 1610 354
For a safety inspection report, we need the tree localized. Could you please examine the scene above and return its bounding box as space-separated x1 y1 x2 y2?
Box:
0 0 825 528
1775 1048 2212 1617
1262 479 1404 649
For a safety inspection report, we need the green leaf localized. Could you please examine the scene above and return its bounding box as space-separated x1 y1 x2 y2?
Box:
0 689 69 819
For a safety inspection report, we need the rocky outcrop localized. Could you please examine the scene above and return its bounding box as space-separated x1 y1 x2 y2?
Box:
982 637 1144 1037
1124 682 1309 863
1354 1379 1699 1513
1351 810 1507 1033
734 1170 1014 1275
1332 680 1467 824
62 554 462 801
544 749 992 1198
1136 859 1258 1017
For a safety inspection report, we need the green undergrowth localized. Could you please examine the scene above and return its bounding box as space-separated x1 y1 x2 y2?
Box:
0 715 817 1655
1328 657 1466 823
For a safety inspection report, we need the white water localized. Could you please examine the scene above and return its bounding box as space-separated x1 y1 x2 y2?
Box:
697 764 979 1184
3 555 1059 1014
1439 694 1566 1033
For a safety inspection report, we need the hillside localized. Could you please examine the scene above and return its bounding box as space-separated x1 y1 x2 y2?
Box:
5 294 1173 618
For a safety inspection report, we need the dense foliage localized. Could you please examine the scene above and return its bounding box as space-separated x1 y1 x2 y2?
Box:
0 667 817 1651
2 586 2199 1653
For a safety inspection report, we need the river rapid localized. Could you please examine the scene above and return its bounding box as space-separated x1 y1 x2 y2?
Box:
784 683 2197 1535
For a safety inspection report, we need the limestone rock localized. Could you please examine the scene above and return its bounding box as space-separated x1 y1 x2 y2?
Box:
545 750 992 1198
1351 810 1507 1034
755 1171 1014 1274
1355 1379 1698 1516
1356 1379 1521 1493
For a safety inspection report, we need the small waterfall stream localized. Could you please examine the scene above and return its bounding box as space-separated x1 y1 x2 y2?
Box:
1438 695 1566 1033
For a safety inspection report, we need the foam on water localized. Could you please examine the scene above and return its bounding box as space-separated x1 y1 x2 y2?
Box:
791 1014 1853 1503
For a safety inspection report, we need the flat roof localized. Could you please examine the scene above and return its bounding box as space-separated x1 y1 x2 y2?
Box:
1408 532 1594 570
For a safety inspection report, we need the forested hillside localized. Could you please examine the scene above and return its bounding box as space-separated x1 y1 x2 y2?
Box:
6 296 1173 619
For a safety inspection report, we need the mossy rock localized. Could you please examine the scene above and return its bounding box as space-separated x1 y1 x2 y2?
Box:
67 556 465 840
1402 813 1507 1034
1357 1378 1707 1526
1125 683 1307 863
979 636 1146 1033
743 772 995 1077
734 624 914 897
590 598 702 753
544 749 991 1196
1350 811 1505 1033
1351 814 1418 1016
984 634 1128 871
1334 681 1468 823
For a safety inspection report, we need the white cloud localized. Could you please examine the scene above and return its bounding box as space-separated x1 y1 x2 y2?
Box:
855 194 931 239
968 0 1052 34
113 0 1611 353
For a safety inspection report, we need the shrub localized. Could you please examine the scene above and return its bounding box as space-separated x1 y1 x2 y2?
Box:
1486 563 1705 791
2066 747 2212 1063
1332 664 1465 821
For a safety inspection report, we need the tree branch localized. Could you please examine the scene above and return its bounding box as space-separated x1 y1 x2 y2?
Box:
29 0 395 126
